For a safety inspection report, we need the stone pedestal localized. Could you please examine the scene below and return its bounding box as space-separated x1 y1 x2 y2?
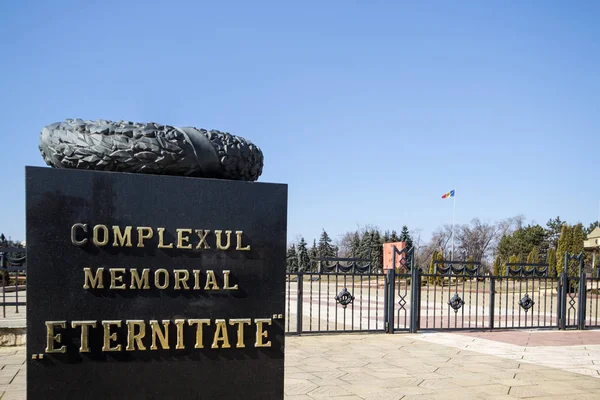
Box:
26 167 287 399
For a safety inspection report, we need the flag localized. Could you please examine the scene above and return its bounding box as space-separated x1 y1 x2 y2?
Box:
441 190 455 199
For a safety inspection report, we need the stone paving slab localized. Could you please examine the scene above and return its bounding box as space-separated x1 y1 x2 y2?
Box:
413 330 600 379
456 329 600 346
2 332 600 399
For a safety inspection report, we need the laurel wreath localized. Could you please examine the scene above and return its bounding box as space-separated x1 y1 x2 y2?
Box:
39 119 263 181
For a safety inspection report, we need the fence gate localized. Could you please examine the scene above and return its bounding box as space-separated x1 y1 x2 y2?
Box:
559 253 585 330
285 257 387 334
414 259 561 331
387 246 415 332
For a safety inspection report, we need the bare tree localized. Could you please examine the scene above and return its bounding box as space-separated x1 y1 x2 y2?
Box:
424 216 521 266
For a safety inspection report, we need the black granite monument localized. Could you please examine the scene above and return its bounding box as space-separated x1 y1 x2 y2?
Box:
26 120 287 399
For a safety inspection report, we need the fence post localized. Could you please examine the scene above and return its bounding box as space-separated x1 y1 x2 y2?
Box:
416 266 422 331
387 268 395 333
559 252 569 329
384 270 389 333
296 272 303 334
559 272 568 330
0 251 5 319
410 264 419 333
489 277 495 330
578 269 586 330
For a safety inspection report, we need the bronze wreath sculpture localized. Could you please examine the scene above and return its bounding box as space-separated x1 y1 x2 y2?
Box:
39 118 264 181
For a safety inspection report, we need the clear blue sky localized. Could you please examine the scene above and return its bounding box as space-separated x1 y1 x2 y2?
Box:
1 0 598 245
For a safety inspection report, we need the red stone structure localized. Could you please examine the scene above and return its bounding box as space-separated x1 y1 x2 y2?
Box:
383 241 407 272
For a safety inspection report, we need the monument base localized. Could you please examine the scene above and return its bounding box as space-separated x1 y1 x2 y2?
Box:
26 167 287 399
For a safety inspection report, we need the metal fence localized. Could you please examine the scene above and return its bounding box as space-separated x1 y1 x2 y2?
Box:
417 261 560 331
284 248 600 335
2 244 599 335
0 247 27 318
285 258 388 334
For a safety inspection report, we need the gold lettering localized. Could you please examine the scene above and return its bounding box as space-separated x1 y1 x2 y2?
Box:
155 269 169 289
254 318 272 348
92 225 108 246
236 231 251 251
45 321 67 353
174 270 190 290
71 223 88 246
215 230 232 250
150 320 170 350
177 228 193 249
212 319 231 349
193 270 201 290
137 227 154 247
205 270 219 290
102 320 122 352
92 224 109 246
195 229 211 249
157 227 174 249
71 321 96 353
126 320 146 351
112 226 132 247
175 319 185 350
130 268 150 289
83 267 104 289
223 270 238 290
110 268 127 289
230 319 251 348
188 319 210 349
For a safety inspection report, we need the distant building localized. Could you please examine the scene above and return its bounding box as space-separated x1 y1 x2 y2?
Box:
584 227 600 271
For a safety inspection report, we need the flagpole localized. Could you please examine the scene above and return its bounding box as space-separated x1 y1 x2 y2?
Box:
451 193 456 261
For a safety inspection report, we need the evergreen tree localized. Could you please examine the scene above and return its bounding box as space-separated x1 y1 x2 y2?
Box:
546 216 564 249
286 244 298 273
390 230 400 243
556 225 571 276
399 225 414 249
371 230 383 272
358 229 374 260
547 248 557 277
526 246 539 264
497 224 548 260
297 238 310 273
493 256 503 277
382 230 391 244
569 223 586 274
507 254 520 277
317 229 336 259
350 232 361 258
309 239 318 272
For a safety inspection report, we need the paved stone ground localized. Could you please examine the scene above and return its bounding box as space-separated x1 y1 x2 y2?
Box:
285 330 600 399
0 347 25 400
2 330 600 399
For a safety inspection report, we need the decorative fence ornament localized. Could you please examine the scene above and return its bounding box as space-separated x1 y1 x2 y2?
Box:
335 288 355 308
448 293 465 313
519 294 535 312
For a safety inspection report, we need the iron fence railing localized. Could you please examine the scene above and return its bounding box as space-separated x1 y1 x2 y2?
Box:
3 244 598 333
0 247 27 318
285 271 387 334
283 250 600 335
